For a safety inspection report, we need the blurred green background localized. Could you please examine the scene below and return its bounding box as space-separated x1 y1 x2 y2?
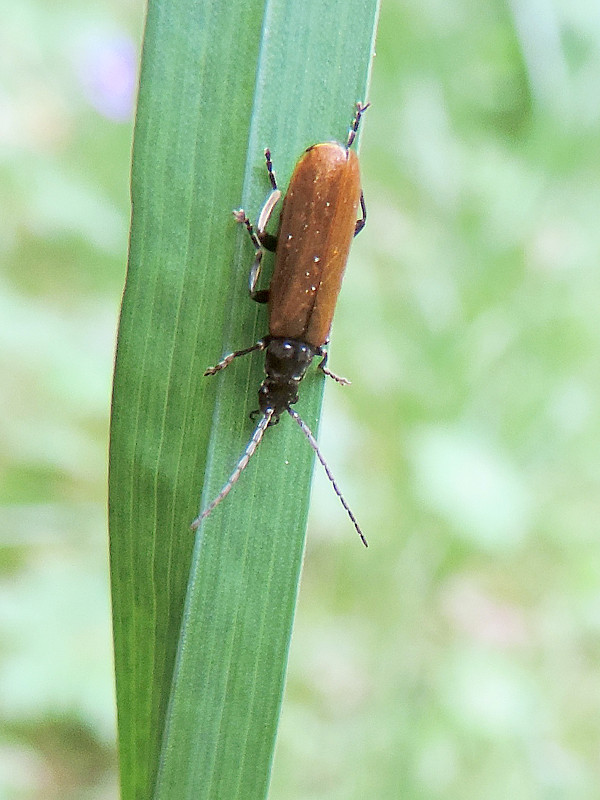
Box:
2 0 600 798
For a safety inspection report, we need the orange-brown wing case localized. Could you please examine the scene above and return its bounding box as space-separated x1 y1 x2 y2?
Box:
267 143 361 348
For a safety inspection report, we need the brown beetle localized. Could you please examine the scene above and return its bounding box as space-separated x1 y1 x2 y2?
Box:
192 103 368 545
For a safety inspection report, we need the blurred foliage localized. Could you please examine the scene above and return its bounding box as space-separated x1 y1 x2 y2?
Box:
2 0 600 798
0 1 141 798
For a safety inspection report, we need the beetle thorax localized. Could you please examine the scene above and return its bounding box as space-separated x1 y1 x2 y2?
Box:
258 338 316 422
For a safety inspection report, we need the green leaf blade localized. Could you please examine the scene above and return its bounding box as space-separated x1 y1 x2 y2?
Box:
109 0 379 798
110 1 265 796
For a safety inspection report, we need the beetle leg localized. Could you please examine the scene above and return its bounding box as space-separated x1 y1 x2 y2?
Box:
256 184 280 252
257 149 281 251
234 151 283 304
234 208 263 251
233 209 270 303
354 191 366 236
204 339 267 376
317 350 351 386
346 101 370 149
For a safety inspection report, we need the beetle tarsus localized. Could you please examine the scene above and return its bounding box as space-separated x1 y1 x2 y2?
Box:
318 354 351 386
346 101 370 149
264 148 278 190
234 208 262 249
320 364 351 386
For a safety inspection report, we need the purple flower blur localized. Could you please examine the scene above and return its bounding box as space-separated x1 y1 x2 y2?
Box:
80 35 137 122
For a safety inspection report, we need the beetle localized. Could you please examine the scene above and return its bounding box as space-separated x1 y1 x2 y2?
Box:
192 102 369 546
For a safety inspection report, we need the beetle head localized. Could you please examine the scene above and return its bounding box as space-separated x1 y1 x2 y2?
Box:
259 338 316 422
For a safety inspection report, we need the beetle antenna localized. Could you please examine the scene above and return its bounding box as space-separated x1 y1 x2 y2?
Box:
191 409 274 529
287 407 368 547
